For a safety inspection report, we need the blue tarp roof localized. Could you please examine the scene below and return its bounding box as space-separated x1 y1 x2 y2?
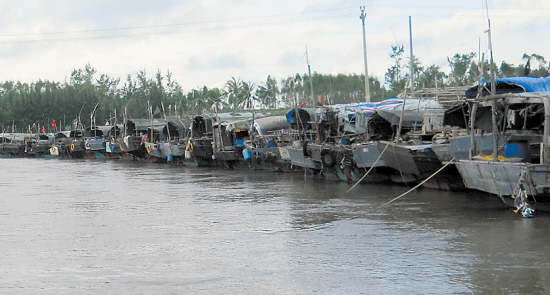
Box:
465 75 550 98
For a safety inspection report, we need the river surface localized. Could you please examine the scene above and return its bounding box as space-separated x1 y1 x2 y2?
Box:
1 158 550 294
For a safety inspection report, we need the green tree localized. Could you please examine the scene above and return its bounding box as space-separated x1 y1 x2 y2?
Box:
223 77 255 111
417 65 447 89
189 87 207 115
206 87 224 113
384 45 406 93
447 53 477 86
500 61 525 77
255 75 278 109
523 53 549 77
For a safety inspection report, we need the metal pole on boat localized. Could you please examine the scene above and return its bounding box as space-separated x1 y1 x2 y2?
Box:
490 99 498 161
543 97 550 164
360 6 370 102
162 102 171 143
90 103 99 133
306 46 314 106
487 24 498 160
469 103 478 159
395 16 414 143
470 53 485 159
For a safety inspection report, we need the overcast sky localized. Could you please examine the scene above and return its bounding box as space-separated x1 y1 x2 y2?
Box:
0 0 548 91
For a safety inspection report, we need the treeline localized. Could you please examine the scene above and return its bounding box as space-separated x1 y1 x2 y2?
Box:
0 51 548 132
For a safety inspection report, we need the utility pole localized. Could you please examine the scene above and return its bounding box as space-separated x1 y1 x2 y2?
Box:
409 16 414 94
360 6 370 102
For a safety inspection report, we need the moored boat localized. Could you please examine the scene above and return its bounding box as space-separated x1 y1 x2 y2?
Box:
454 90 550 216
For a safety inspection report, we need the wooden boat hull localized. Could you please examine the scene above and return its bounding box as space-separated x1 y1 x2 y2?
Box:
378 141 464 190
287 144 321 170
352 142 385 168
378 142 441 176
455 160 550 198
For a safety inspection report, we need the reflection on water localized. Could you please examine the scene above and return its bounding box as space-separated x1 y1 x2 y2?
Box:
1 158 550 294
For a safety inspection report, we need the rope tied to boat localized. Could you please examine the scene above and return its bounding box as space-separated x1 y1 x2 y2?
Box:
346 141 391 194
373 158 456 211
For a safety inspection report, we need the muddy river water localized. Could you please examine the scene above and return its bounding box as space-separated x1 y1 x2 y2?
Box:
1 158 549 294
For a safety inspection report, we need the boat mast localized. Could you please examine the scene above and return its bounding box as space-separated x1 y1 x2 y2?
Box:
90 103 99 136
123 107 127 138
486 2 499 161
544 97 550 164
162 101 171 143
408 16 414 94
469 52 485 159
148 101 153 144
114 109 117 139
306 46 314 106
395 16 414 142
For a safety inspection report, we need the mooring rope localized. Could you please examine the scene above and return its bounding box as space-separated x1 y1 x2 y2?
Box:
346 141 390 194
373 158 456 211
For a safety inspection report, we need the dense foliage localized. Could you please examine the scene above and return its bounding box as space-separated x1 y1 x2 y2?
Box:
0 51 547 133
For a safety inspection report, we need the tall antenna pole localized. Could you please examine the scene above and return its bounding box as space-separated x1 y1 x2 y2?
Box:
306 46 314 106
360 6 370 102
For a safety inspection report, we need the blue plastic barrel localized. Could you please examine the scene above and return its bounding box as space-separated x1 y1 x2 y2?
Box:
235 139 244 147
504 140 530 162
242 149 251 160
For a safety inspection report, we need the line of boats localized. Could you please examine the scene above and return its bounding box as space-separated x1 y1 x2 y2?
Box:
3 75 550 217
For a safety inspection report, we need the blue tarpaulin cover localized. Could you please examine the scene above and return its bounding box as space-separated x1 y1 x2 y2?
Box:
465 75 550 98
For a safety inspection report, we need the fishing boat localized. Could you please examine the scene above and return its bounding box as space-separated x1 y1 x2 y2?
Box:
119 118 169 162
143 119 189 163
244 116 296 171
0 133 27 157
285 100 406 182
187 112 266 168
285 107 323 172
187 114 216 166
375 98 460 188
375 16 463 189
85 125 123 159
24 133 54 157
433 75 550 162
454 88 550 216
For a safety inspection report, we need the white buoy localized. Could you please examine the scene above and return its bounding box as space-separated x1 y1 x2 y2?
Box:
50 146 59 156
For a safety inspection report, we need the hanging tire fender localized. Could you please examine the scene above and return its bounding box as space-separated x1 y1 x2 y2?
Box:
320 149 336 167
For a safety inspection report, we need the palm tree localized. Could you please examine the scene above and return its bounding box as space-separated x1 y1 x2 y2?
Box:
256 75 278 109
223 77 255 111
240 80 255 111
206 87 224 113
189 87 208 115
223 77 241 110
